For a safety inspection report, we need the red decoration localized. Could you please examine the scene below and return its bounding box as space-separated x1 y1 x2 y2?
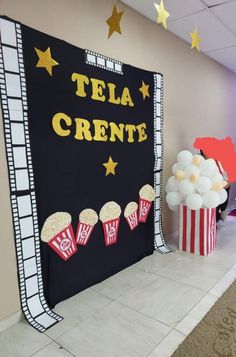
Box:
179 205 216 256
102 218 120 246
76 223 94 246
47 224 77 261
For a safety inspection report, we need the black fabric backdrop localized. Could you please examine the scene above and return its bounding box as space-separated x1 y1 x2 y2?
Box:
21 24 155 307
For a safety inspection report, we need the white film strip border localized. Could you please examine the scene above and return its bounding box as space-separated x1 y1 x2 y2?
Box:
153 73 172 254
0 17 62 332
85 50 123 74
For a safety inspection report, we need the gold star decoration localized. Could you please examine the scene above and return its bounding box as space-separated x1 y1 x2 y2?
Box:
154 0 170 30
34 47 59 76
190 29 201 51
103 156 118 176
139 81 150 100
106 4 124 39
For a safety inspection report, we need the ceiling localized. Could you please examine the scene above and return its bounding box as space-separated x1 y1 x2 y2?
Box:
121 0 236 73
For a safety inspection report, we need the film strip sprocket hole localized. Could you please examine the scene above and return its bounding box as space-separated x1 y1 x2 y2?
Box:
0 17 63 332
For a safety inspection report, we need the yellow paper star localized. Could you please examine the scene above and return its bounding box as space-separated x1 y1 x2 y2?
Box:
139 81 150 100
190 29 201 51
34 47 59 76
154 1 170 30
106 4 124 39
103 156 118 176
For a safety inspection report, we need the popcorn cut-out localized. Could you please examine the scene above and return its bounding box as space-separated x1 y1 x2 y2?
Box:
124 202 139 230
41 212 77 261
138 184 156 222
99 201 121 246
76 209 98 246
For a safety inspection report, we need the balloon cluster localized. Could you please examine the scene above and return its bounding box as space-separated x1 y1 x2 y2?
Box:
166 150 228 211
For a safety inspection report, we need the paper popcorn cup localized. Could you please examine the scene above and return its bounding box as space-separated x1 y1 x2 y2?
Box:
102 218 120 246
48 224 77 261
124 202 138 230
41 212 77 261
138 198 153 223
99 201 121 246
138 184 156 223
76 208 98 246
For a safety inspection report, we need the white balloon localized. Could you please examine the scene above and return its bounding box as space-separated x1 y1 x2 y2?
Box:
195 176 212 194
166 192 181 206
166 176 179 192
181 194 188 204
172 163 183 175
168 204 179 211
184 165 200 178
177 150 193 167
179 179 195 196
211 172 223 184
199 159 217 177
202 191 220 208
218 189 228 204
186 193 203 210
192 154 204 166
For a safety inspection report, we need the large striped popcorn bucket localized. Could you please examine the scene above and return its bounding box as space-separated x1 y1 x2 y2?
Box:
179 205 217 256
47 224 77 261
102 218 120 246
76 223 94 246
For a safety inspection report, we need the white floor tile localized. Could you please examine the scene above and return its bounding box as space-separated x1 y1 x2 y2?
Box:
157 253 228 291
32 342 74 356
136 251 178 273
56 301 171 357
148 329 186 357
117 275 205 327
91 265 152 299
45 288 112 340
0 320 51 357
175 293 218 335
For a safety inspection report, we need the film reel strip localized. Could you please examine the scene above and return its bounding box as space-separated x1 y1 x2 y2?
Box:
153 73 173 254
0 17 63 332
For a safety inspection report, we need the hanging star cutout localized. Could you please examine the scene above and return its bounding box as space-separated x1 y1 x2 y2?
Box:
34 47 59 76
103 156 118 176
154 0 170 30
139 81 150 100
190 29 201 51
106 4 124 39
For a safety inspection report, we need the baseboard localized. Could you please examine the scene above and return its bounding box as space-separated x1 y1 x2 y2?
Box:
0 310 24 333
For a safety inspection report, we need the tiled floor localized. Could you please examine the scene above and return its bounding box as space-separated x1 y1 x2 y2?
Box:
1 216 236 357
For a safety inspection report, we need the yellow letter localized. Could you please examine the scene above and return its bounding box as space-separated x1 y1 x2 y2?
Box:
71 73 89 97
93 120 108 141
108 83 121 105
125 124 136 143
74 118 92 141
121 87 134 107
91 78 106 102
52 112 72 137
109 122 125 142
136 123 148 142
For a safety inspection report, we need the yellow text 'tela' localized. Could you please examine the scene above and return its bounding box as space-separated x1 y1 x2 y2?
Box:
71 73 134 107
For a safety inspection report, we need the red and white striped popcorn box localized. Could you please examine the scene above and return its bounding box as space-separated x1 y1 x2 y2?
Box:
102 218 120 246
138 198 152 223
125 210 138 230
179 205 217 256
76 223 94 246
47 224 77 261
